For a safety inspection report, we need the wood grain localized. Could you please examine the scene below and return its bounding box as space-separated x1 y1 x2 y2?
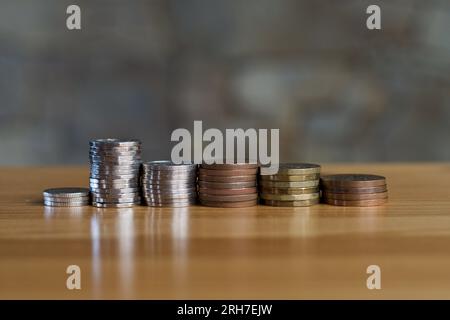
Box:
1 164 450 299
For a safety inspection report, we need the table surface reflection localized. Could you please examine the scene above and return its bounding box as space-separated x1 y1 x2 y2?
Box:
1 164 450 299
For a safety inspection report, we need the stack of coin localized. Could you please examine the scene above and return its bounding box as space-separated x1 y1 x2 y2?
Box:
198 163 259 207
89 139 142 208
142 161 197 207
43 187 90 207
259 163 321 207
320 174 388 206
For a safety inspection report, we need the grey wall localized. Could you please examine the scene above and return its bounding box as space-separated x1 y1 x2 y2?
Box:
1 0 449 165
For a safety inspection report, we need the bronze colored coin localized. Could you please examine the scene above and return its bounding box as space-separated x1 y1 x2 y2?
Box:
322 191 388 201
199 193 258 202
260 193 319 201
199 168 258 176
198 187 257 195
261 163 321 175
320 174 386 188
259 180 319 188
200 199 257 208
323 197 388 207
260 186 319 195
321 185 387 194
200 162 259 170
261 199 320 207
199 174 256 183
259 173 320 182
198 181 256 189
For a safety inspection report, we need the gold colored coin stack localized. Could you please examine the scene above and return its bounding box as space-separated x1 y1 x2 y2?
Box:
259 163 321 206
198 163 259 207
320 174 388 206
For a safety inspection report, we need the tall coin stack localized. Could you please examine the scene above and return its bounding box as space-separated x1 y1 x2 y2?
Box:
198 163 259 207
141 161 197 207
259 163 321 207
320 174 388 206
89 139 142 208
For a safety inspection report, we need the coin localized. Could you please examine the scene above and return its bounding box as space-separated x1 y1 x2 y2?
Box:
321 185 387 194
199 200 257 208
200 162 259 170
259 173 320 182
320 174 386 188
259 187 319 195
261 163 321 175
43 187 90 198
322 198 388 207
142 161 197 171
44 200 89 207
261 199 320 207
322 191 388 200
199 168 258 176
198 181 256 189
260 193 319 201
198 174 256 183
259 180 319 188
91 202 137 208
198 187 257 195
89 139 140 147
198 193 258 202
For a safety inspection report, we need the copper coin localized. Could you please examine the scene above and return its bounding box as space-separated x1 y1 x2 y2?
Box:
320 174 386 188
198 187 257 195
198 193 258 202
200 162 259 170
199 174 256 182
323 197 388 207
322 191 388 201
321 185 387 194
198 181 256 189
199 168 258 176
261 163 321 175
200 199 257 208
261 199 320 207
260 187 319 195
259 173 320 182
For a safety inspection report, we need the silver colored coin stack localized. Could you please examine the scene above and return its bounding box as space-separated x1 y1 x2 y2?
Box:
89 139 142 208
43 187 90 207
142 161 197 207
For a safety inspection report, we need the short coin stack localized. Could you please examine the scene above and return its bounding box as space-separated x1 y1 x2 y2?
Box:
198 163 259 207
320 174 388 206
142 161 197 207
89 139 142 208
259 163 321 207
43 187 90 207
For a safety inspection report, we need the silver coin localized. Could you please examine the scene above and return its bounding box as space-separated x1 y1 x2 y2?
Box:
89 168 140 176
144 200 196 207
92 197 141 204
44 200 89 207
91 202 138 208
142 161 197 171
44 195 90 202
90 177 139 183
144 192 197 200
89 183 139 189
43 187 90 198
142 172 196 179
89 138 141 146
90 187 140 193
90 173 137 180
90 159 141 165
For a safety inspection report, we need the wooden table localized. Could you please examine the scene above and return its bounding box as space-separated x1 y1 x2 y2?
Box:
1 164 450 299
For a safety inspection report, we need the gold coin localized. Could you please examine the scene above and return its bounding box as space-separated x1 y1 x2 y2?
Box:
261 163 321 175
260 193 319 201
259 180 319 188
259 187 319 195
259 173 320 182
261 199 320 207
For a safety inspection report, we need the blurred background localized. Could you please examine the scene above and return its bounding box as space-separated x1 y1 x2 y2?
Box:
0 0 449 165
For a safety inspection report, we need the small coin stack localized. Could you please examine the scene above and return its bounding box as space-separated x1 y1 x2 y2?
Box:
141 161 197 207
259 163 321 207
43 187 90 207
320 174 388 206
198 163 259 207
89 139 142 208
